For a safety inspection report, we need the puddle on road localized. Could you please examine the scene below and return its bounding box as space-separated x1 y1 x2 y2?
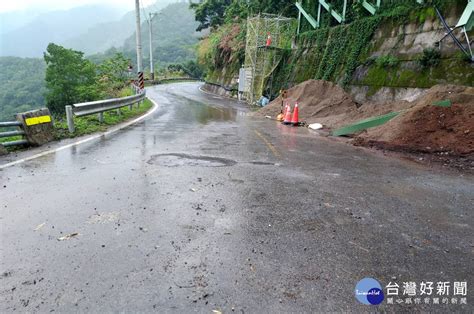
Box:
147 153 237 167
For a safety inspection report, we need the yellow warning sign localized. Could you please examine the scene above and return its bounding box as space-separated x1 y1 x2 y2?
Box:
25 115 52 126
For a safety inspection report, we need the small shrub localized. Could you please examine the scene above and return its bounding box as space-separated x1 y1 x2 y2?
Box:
375 55 400 68
418 48 441 68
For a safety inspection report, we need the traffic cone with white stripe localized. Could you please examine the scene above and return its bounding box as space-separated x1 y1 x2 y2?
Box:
283 104 292 125
291 103 299 126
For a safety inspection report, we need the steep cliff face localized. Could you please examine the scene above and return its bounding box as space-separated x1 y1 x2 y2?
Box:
203 2 473 101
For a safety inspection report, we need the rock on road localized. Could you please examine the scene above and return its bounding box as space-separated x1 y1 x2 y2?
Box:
0 82 473 312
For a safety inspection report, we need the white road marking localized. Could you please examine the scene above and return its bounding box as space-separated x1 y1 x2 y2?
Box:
0 98 159 170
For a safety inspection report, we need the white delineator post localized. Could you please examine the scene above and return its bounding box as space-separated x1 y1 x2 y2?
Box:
65 105 75 133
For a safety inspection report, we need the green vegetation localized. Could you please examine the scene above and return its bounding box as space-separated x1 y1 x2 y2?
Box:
192 0 471 98
197 22 246 80
44 43 134 116
166 60 204 79
2 98 153 151
268 16 380 91
359 57 473 96
93 2 201 75
375 55 400 68
418 48 442 68
0 57 46 121
44 43 100 115
0 135 23 144
190 0 297 31
54 98 153 139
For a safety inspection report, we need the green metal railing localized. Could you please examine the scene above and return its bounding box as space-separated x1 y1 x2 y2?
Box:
296 0 431 33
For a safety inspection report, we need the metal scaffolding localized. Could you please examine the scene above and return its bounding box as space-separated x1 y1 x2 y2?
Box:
243 14 294 105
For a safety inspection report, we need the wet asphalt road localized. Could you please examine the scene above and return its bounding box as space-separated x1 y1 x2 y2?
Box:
0 82 473 312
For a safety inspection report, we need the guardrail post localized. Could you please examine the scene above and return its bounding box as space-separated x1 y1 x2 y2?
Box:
116 108 121 115
66 105 75 133
98 112 104 123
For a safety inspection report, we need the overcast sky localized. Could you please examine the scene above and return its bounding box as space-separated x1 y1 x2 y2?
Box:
0 0 135 13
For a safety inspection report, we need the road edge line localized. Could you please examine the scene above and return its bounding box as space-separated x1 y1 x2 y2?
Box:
0 98 159 170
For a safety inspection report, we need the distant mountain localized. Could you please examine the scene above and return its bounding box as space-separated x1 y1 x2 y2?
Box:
0 5 126 57
0 0 180 58
62 0 177 56
62 12 136 56
121 2 201 68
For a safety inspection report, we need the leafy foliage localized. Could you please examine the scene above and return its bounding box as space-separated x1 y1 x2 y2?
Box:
418 48 441 68
190 0 298 31
97 53 131 98
191 0 233 31
167 60 204 79
375 55 400 68
197 22 246 80
44 43 100 115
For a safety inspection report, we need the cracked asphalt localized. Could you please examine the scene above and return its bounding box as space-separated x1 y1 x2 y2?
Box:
0 82 473 312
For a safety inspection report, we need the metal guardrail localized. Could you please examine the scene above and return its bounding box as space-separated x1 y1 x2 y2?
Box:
145 77 203 86
65 88 146 133
0 121 28 147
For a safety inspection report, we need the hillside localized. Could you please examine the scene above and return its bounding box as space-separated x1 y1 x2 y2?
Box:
121 2 201 68
0 57 46 121
194 0 473 102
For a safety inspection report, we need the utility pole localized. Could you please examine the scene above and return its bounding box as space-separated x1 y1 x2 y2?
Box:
148 13 157 81
134 0 143 74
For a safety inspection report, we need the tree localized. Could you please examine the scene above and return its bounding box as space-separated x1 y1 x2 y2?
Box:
190 0 233 31
190 0 298 31
44 43 99 115
97 53 131 98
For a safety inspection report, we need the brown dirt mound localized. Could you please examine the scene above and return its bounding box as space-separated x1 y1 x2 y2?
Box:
257 79 415 129
358 85 474 156
257 80 358 128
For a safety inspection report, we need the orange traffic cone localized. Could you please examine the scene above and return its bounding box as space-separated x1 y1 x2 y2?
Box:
291 103 299 126
283 104 292 125
266 33 272 47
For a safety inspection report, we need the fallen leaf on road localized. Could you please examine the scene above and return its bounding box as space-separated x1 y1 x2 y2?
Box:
34 223 46 231
57 232 79 241
190 188 197 192
212 310 222 314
